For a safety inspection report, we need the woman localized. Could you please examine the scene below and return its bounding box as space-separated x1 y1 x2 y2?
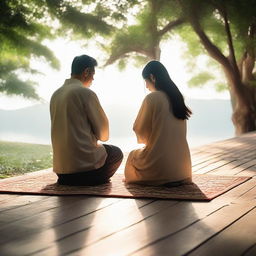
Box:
124 60 192 186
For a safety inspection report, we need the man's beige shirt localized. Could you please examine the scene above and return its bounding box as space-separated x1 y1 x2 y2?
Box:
50 78 109 174
125 91 192 185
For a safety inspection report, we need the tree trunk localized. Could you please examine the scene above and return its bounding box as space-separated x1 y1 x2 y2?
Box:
231 51 256 135
185 2 256 135
231 92 256 135
225 73 256 135
151 44 161 60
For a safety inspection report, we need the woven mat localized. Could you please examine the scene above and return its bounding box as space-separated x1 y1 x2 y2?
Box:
0 169 251 201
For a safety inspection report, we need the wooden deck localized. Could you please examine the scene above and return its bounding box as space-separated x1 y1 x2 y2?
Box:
0 132 255 256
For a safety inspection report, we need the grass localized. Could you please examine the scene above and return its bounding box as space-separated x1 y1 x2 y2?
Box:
0 140 52 179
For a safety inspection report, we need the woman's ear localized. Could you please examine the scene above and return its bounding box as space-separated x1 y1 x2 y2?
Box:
149 74 156 83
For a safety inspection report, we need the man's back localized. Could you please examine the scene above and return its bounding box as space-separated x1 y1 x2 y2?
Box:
50 78 108 174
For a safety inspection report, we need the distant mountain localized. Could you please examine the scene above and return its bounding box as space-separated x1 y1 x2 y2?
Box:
0 99 235 147
0 104 51 144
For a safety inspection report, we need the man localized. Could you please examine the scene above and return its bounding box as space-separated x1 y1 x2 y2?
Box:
50 54 123 185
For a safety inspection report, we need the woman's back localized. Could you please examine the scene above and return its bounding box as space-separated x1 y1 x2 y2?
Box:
125 90 192 185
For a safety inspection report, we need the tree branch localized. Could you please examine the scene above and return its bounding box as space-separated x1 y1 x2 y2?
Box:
184 1 247 99
104 47 150 66
219 4 241 79
189 14 230 69
158 19 184 37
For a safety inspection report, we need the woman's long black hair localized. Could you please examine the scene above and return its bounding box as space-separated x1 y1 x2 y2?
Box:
142 60 192 120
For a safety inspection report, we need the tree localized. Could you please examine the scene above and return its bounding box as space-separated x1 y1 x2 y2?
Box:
2 0 255 134
0 0 59 99
0 0 119 99
104 0 183 68
104 0 256 135
179 0 256 134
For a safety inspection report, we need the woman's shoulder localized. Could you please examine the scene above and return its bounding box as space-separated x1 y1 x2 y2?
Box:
145 91 167 103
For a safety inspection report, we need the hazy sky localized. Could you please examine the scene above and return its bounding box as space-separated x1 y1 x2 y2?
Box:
0 38 230 110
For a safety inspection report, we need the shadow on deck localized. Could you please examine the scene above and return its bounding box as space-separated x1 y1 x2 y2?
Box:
0 132 255 256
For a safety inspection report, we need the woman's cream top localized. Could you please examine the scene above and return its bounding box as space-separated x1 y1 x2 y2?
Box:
50 78 109 174
125 91 192 185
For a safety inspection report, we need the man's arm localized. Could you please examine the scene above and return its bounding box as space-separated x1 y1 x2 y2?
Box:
86 92 109 142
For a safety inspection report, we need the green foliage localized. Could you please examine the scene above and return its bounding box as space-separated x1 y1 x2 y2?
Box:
0 0 59 99
215 82 228 92
56 5 114 38
116 54 149 71
104 0 255 98
0 141 52 178
117 59 128 71
2 0 255 99
177 24 204 58
177 0 256 94
188 72 215 88
194 0 255 60
226 1 256 60
133 55 150 68
188 71 228 92
104 0 184 68
201 15 228 55
1 0 123 99
247 78 256 88
105 23 153 67
0 74 39 99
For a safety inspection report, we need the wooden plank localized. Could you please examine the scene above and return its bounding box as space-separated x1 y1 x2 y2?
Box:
222 159 256 176
130 204 255 256
194 159 234 174
198 141 250 155
191 152 222 166
223 178 256 204
63 203 255 256
234 160 256 175
243 244 256 256
0 195 49 213
192 148 254 174
194 150 256 175
209 159 255 176
1 157 254 255
0 196 121 245
204 137 255 153
0 194 18 203
232 181 256 203
193 156 229 172
0 196 83 224
186 208 256 256
195 142 254 160
7 197 152 240
0 132 254 256
238 167 256 178
32 201 196 256
0 198 162 256
30 176 256 256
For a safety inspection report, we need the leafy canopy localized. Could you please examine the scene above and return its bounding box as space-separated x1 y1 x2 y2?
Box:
0 0 126 99
0 0 60 99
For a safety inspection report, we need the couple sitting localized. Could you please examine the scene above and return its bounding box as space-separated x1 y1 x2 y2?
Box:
50 54 192 187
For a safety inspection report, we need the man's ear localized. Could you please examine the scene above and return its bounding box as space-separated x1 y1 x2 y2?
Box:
83 68 90 78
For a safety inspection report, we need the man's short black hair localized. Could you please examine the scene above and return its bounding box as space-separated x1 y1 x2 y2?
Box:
71 55 97 75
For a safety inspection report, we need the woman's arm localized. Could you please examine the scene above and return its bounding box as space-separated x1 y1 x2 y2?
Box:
133 96 152 144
